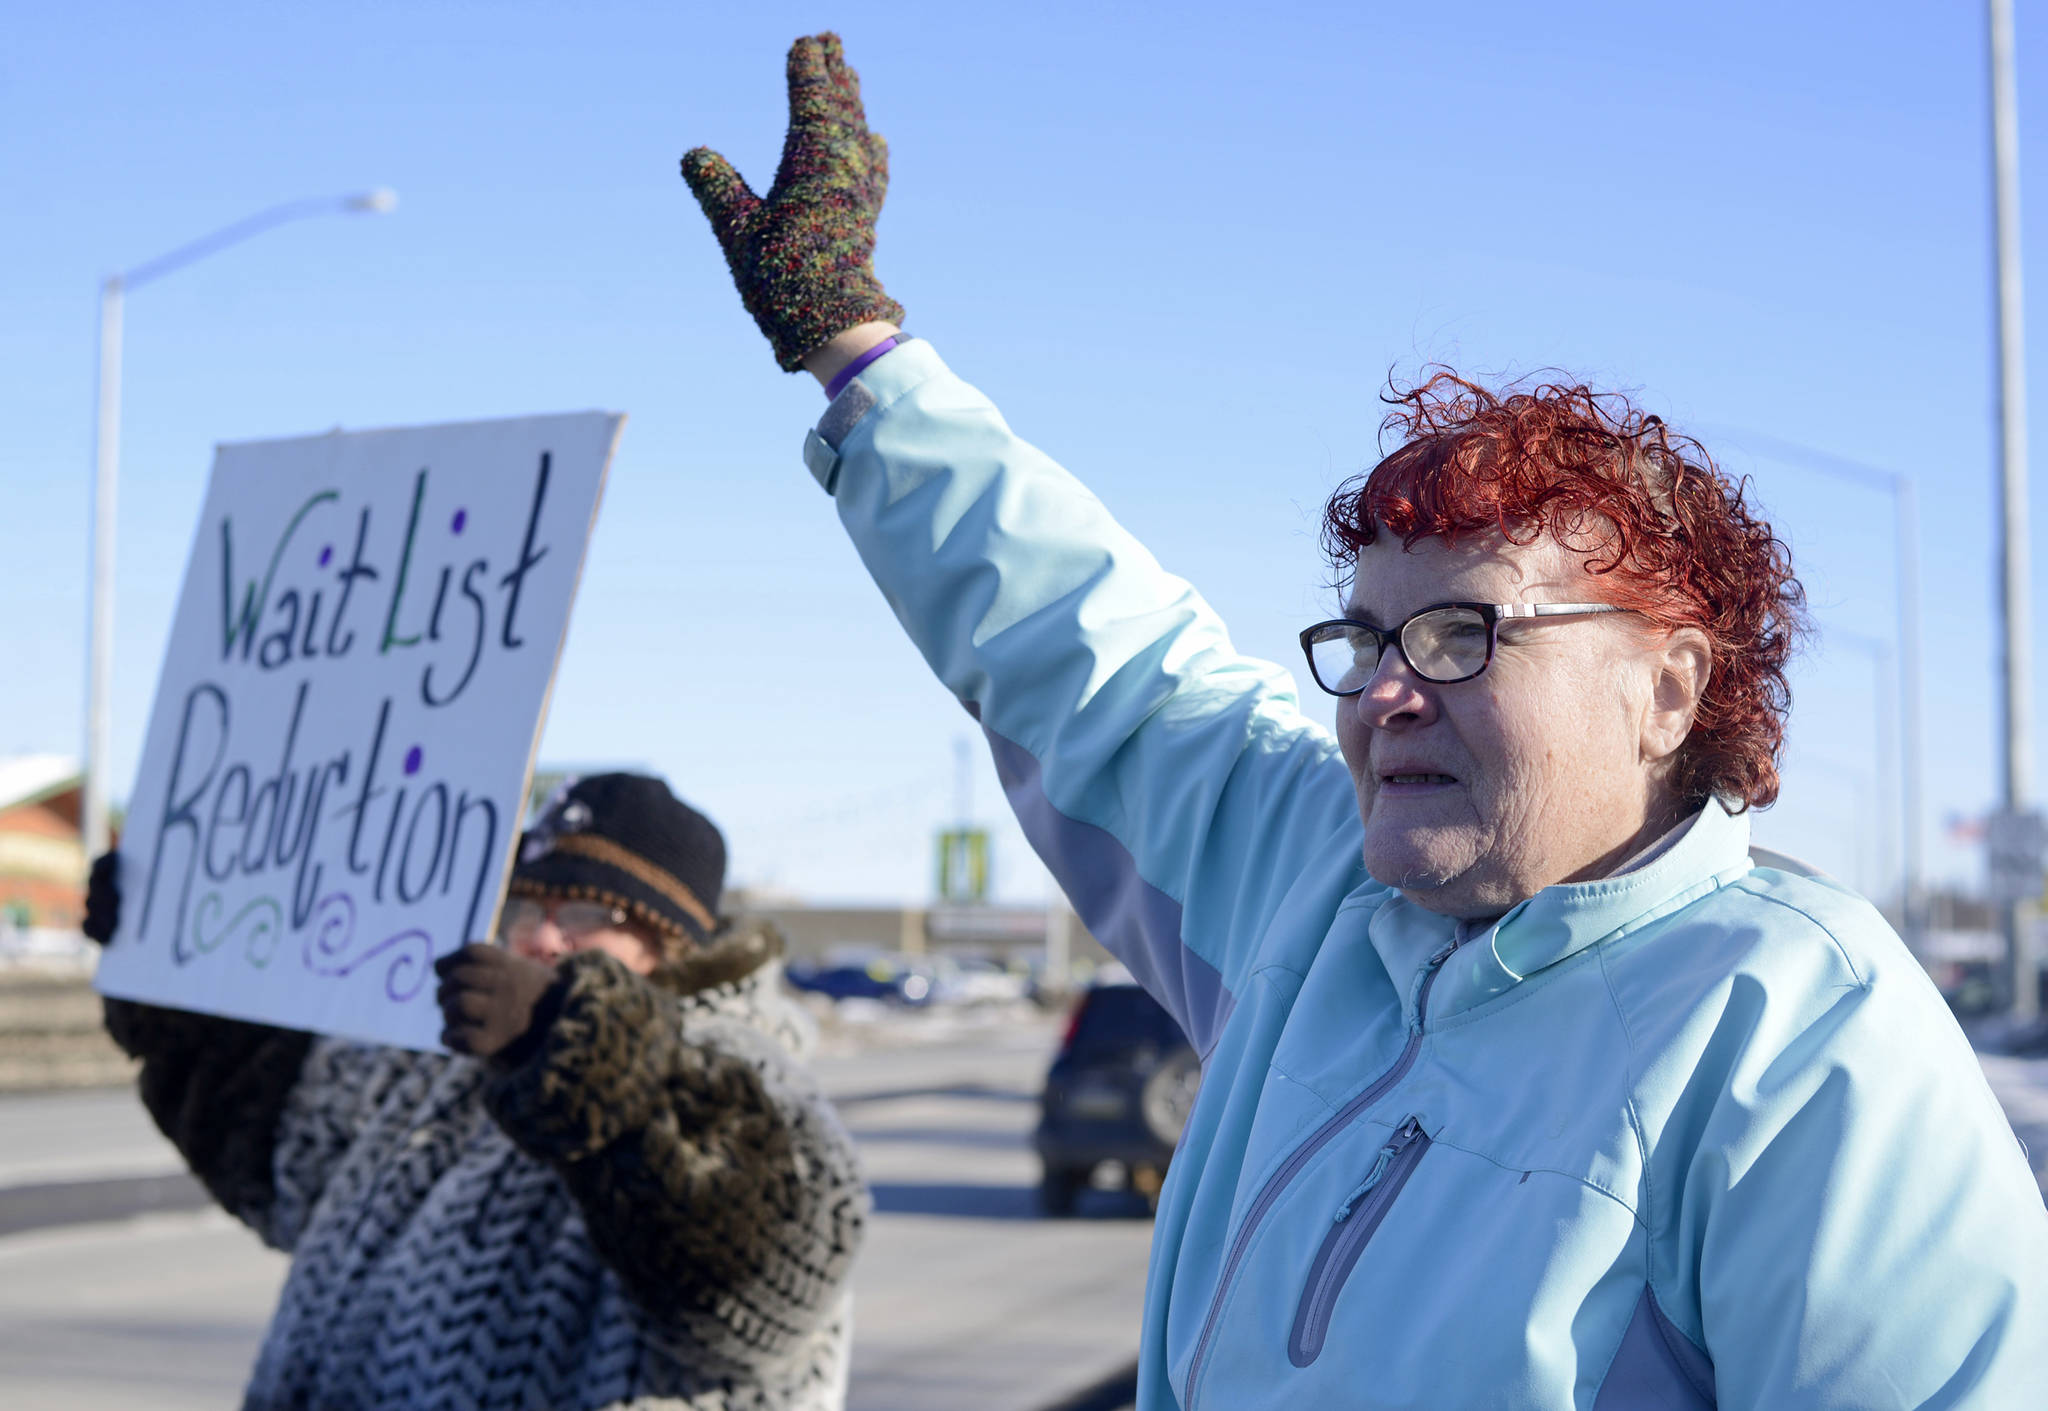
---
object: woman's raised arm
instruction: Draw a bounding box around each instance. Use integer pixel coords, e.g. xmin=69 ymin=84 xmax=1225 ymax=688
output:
xmin=678 ymin=36 xmax=1371 ymax=1057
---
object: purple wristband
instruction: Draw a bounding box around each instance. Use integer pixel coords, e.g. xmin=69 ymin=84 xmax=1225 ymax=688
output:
xmin=823 ymin=335 xmax=902 ymax=400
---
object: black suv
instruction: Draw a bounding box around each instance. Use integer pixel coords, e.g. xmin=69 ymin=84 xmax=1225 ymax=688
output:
xmin=1034 ymin=978 xmax=1200 ymax=1215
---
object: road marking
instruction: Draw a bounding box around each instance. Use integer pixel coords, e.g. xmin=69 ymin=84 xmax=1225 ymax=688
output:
xmin=0 ymin=1205 xmax=236 ymax=1260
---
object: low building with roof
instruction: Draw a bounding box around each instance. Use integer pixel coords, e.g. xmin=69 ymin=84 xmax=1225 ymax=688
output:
xmin=0 ymin=755 xmax=89 ymax=933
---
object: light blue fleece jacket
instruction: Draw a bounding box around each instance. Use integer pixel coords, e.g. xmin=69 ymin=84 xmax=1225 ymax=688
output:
xmin=801 ymin=340 xmax=2048 ymax=1409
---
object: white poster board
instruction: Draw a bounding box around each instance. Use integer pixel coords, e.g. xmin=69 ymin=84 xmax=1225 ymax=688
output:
xmin=94 ymin=412 xmax=622 ymax=1051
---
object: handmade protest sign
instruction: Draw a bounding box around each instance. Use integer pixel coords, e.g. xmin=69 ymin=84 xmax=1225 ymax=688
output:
xmin=94 ymin=413 xmax=622 ymax=1051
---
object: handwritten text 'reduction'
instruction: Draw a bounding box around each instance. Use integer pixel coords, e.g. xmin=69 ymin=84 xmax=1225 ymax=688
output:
xmin=134 ymin=453 xmax=559 ymax=999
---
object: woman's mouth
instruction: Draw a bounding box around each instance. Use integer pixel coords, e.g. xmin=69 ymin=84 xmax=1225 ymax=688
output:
xmin=1379 ymin=772 xmax=1458 ymax=793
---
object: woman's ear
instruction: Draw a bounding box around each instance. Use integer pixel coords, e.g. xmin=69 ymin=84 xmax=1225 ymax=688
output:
xmin=1641 ymin=627 xmax=1711 ymax=765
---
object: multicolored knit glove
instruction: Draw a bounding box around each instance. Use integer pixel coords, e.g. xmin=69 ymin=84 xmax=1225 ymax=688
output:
xmin=681 ymin=32 xmax=906 ymax=372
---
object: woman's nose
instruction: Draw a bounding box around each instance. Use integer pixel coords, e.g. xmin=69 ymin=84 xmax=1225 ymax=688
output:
xmin=1351 ymin=647 xmax=1437 ymax=730
xmin=511 ymin=922 xmax=569 ymax=963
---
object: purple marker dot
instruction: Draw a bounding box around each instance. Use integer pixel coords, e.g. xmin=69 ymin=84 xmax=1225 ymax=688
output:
xmin=404 ymin=746 xmax=423 ymax=776
xmin=318 ymin=545 xmax=333 ymax=568
xmin=451 ymin=508 xmax=467 ymax=535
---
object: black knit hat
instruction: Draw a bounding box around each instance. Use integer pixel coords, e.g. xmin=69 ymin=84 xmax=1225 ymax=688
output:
xmin=508 ymin=774 xmax=725 ymax=949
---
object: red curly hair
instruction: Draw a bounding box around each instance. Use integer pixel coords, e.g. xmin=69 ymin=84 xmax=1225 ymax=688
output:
xmin=1322 ymin=370 xmax=1807 ymax=810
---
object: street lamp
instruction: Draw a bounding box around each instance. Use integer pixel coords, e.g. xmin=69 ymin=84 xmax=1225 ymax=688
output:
xmin=83 ymin=189 xmax=397 ymax=858
xmin=1829 ymin=627 xmax=1903 ymax=914
xmin=1988 ymin=0 xmax=2036 ymax=1021
xmin=1704 ymin=426 xmax=1925 ymax=951
xmin=1794 ymin=757 xmax=1882 ymax=898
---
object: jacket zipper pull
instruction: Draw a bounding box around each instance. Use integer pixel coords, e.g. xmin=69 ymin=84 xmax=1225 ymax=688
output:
xmin=1332 ymin=1117 xmax=1423 ymax=1223
xmin=1410 ymin=940 xmax=1459 ymax=1035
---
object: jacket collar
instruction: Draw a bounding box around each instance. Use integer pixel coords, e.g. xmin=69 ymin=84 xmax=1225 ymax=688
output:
xmin=1367 ymin=800 xmax=1755 ymax=1025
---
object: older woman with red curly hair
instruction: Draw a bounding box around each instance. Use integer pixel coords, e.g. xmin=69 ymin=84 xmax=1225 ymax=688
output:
xmin=683 ymin=33 xmax=2048 ymax=1410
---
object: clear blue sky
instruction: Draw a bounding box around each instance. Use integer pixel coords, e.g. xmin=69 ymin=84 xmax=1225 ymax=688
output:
xmin=2 ymin=0 xmax=2042 ymax=905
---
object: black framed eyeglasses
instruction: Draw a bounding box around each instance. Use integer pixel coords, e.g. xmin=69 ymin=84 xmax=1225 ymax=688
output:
xmin=1299 ymin=601 xmax=1625 ymax=693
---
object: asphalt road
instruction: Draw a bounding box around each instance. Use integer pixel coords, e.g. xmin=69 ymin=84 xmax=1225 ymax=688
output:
xmin=0 ymin=1008 xmax=1155 ymax=1411
xmin=5 ymin=1007 xmax=2042 ymax=1411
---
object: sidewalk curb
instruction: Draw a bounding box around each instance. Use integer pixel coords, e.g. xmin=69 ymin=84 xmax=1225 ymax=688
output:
xmin=0 ymin=1170 xmax=209 ymax=1239
xmin=1031 ymin=1359 xmax=1138 ymax=1411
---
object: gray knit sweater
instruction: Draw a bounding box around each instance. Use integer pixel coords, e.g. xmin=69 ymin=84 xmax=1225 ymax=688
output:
xmin=104 ymin=923 xmax=866 ymax=1411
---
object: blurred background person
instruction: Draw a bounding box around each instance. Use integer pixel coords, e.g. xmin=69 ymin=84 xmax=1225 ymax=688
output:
xmin=87 ymin=772 xmax=867 ymax=1411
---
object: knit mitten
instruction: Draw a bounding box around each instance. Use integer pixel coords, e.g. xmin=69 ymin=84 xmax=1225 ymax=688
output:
xmin=682 ymin=32 xmax=905 ymax=371
xmin=83 ymin=851 xmax=119 ymax=945
xmin=434 ymin=943 xmax=566 ymax=1062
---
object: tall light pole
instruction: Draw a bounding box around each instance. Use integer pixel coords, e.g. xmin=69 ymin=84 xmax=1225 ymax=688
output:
xmin=83 ymin=189 xmax=397 ymax=859
xmin=1989 ymin=0 xmax=2036 ymax=1021
xmin=1832 ymin=628 xmax=1902 ymax=912
xmin=1703 ymin=426 xmax=1925 ymax=949
xmin=1798 ymin=757 xmax=1882 ymax=898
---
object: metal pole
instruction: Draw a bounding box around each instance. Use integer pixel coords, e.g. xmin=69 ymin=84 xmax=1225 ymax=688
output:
xmin=954 ymin=735 xmax=973 ymax=826
xmin=1875 ymin=643 xmax=1900 ymax=913
xmin=1044 ymin=900 xmax=1072 ymax=994
xmin=1695 ymin=425 xmax=1927 ymax=947
xmin=1895 ymin=476 xmax=1926 ymax=952
xmin=74 ymin=189 xmax=394 ymax=868
xmin=83 ymin=278 xmax=123 ymax=859
xmin=1990 ymin=0 xmax=2036 ymax=1019
xmin=1800 ymin=758 xmax=1879 ymax=897
xmin=1872 ymin=641 xmax=1901 ymax=913
xmin=1833 ymin=630 xmax=1901 ymax=910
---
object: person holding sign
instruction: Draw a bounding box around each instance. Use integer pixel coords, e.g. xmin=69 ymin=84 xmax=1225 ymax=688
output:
xmin=678 ymin=32 xmax=2048 ymax=1411
xmin=90 ymin=773 xmax=865 ymax=1411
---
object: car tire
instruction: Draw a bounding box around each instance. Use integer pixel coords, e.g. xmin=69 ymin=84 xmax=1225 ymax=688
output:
xmin=1038 ymin=1164 xmax=1085 ymax=1217
xmin=1141 ymin=1049 xmax=1202 ymax=1146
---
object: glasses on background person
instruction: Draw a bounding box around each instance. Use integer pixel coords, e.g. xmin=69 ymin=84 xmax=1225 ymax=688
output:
xmin=1300 ymin=601 xmax=1625 ymax=694
xmin=497 ymin=898 xmax=632 ymax=948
